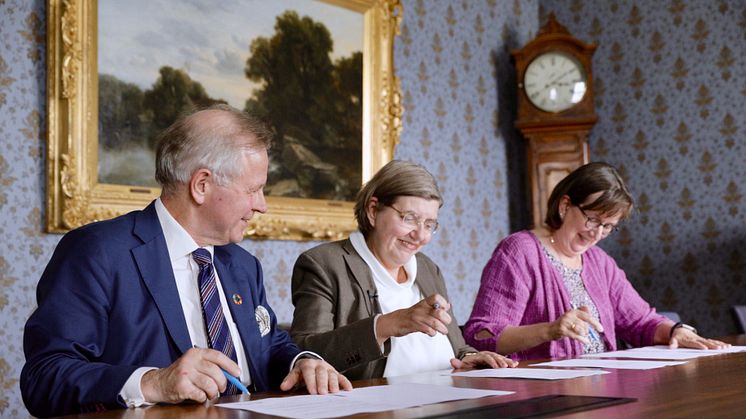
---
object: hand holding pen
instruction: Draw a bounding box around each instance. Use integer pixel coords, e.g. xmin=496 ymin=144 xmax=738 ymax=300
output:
xmin=140 ymin=347 xmax=245 ymax=404
xmin=550 ymin=305 xmax=604 ymax=345
xmin=375 ymin=293 xmax=452 ymax=343
xmin=192 ymin=345 xmax=249 ymax=394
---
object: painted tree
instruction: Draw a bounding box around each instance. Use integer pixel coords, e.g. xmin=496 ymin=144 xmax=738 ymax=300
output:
xmin=244 ymin=11 xmax=362 ymax=200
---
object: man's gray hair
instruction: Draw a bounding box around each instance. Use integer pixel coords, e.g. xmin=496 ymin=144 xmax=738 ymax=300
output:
xmin=155 ymin=104 xmax=273 ymax=195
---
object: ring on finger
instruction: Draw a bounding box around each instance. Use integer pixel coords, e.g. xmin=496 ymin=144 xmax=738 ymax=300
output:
xmin=570 ymin=323 xmax=577 ymax=331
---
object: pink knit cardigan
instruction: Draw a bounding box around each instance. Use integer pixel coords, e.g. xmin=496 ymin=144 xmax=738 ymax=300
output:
xmin=464 ymin=231 xmax=668 ymax=361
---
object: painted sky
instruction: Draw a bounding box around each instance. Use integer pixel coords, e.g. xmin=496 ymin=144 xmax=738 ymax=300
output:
xmin=99 ymin=0 xmax=363 ymax=108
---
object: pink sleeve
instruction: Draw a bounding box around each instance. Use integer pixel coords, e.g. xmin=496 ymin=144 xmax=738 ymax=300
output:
xmin=602 ymin=253 xmax=667 ymax=347
xmin=464 ymin=240 xmax=532 ymax=352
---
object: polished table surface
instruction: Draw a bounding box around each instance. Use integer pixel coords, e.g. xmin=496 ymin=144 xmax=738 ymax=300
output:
xmin=54 ymin=335 xmax=746 ymax=419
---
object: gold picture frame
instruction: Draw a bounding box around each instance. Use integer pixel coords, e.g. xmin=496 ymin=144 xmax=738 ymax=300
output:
xmin=46 ymin=0 xmax=403 ymax=240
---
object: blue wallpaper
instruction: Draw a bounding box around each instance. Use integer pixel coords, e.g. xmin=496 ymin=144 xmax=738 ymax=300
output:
xmin=393 ymin=0 xmax=538 ymax=324
xmin=541 ymin=0 xmax=746 ymax=337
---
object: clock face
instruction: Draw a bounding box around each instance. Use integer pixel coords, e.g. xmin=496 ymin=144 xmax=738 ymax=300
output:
xmin=523 ymin=52 xmax=587 ymax=113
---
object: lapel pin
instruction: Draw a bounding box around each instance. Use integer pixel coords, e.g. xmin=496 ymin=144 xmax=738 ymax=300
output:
xmin=232 ymin=293 xmax=243 ymax=305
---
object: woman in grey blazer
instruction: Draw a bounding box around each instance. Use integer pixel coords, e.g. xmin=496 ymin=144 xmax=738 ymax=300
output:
xmin=290 ymin=160 xmax=516 ymax=380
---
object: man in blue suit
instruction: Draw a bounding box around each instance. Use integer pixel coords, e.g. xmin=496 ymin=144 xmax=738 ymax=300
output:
xmin=21 ymin=105 xmax=352 ymax=417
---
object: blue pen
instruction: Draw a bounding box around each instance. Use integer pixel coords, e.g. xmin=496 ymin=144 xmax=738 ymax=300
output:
xmin=572 ymin=304 xmax=602 ymax=342
xmin=222 ymin=369 xmax=250 ymax=394
xmin=588 ymin=327 xmax=601 ymax=341
xmin=193 ymin=345 xmax=249 ymax=394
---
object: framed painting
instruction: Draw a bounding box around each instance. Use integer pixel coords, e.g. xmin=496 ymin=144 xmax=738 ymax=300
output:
xmin=46 ymin=0 xmax=403 ymax=240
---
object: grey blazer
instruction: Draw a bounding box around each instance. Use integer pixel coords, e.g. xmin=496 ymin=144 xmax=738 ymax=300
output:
xmin=290 ymin=239 xmax=476 ymax=380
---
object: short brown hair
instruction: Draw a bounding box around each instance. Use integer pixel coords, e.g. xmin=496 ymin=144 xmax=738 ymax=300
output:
xmin=545 ymin=162 xmax=633 ymax=230
xmin=354 ymin=160 xmax=442 ymax=236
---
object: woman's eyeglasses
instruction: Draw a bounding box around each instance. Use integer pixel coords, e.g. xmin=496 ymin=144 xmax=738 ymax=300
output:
xmin=575 ymin=205 xmax=618 ymax=235
xmin=386 ymin=204 xmax=439 ymax=234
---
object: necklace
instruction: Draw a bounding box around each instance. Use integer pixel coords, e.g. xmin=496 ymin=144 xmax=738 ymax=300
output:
xmin=548 ymin=235 xmax=581 ymax=268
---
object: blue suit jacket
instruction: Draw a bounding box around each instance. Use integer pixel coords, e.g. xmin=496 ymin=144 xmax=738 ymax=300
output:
xmin=21 ymin=202 xmax=300 ymax=417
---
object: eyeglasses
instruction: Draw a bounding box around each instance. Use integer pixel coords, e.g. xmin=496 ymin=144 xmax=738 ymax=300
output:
xmin=387 ymin=204 xmax=439 ymax=234
xmin=576 ymin=205 xmax=618 ymax=235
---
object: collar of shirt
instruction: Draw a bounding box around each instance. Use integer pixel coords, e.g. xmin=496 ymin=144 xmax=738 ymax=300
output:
xmin=349 ymin=230 xmax=417 ymax=290
xmin=155 ymin=198 xmax=214 ymax=264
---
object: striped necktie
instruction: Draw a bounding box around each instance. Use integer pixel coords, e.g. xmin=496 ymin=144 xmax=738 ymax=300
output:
xmin=192 ymin=248 xmax=239 ymax=395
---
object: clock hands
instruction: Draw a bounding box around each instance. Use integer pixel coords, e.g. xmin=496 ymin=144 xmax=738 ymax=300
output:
xmin=547 ymin=68 xmax=577 ymax=87
xmin=542 ymin=67 xmax=578 ymax=90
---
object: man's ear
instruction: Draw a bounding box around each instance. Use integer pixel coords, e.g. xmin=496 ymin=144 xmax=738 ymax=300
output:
xmin=190 ymin=169 xmax=212 ymax=205
xmin=365 ymin=197 xmax=379 ymax=228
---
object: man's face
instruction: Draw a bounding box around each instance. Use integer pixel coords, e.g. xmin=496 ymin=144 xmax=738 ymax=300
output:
xmin=200 ymin=149 xmax=268 ymax=245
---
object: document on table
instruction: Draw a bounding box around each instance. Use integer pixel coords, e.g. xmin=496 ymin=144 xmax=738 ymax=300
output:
xmin=533 ymin=359 xmax=686 ymax=370
xmin=638 ymin=345 xmax=746 ymax=354
xmin=582 ymin=345 xmax=746 ymax=360
xmin=446 ymin=367 xmax=610 ymax=380
xmin=217 ymin=383 xmax=514 ymax=419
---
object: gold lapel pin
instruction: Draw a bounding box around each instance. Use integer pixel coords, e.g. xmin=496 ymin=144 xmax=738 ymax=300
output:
xmin=232 ymin=293 xmax=243 ymax=305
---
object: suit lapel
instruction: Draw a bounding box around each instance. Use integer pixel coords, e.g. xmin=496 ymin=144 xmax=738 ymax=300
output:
xmin=132 ymin=203 xmax=192 ymax=354
xmin=413 ymin=254 xmax=438 ymax=298
xmin=341 ymin=239 xmax=378 ymax=315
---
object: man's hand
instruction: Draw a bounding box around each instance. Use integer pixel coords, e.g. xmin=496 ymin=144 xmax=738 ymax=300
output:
xmin=280 ymin=358 xmax=352 ymax=395
xmin=141 ymin=348 xmax=240 ymax=404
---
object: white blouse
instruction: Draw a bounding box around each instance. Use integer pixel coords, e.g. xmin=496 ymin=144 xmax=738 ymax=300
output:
xmin=349 ymin=231 xmax=454 ymax=377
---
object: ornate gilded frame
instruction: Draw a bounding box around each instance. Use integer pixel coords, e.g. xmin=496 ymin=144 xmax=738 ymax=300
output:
xmin=46 ymin=0 xmax=402 ymax=240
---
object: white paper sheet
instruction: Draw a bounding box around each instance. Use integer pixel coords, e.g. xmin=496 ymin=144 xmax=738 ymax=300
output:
xmin=217 ymin=383 xmax=513 ymax=418
xmin=582 ymin=346 xmax=734 ymax=360
xmin=636 ymin=345 xmax=746 ymax=354
xmin=532 ymin=359 xmax=686 ymax=370
xmin=446 ymin=367 xmax=610 ymax=380
xmin=583 ymin=345 xmax=746 ymax=360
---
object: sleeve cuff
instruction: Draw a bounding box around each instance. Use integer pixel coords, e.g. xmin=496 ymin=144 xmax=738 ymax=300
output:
xmin=372 ymin=313 xmax=385 ymax=353
xmin=289 ymin=351 xmax=323 ymax=371
xmin=119 ymin=367 xmax=158 ymax=408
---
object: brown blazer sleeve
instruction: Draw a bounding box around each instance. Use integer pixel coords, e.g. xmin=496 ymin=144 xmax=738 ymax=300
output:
xmin=290 ymin=242 xmax=388 ymax=379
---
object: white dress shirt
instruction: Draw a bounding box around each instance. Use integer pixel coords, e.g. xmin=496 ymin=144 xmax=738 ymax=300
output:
xmin=349 ymin=231 xmax=454 ymax=377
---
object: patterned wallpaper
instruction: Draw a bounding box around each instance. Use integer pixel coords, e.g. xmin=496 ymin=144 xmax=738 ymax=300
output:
xmin=0 ymin=0 xmax=536 ymax=415
xmin=4 ymin=0 xmax=745 ymax=416
xmin=393 ymin=0 xmax=537 ymax=323
xmin=541 ymin=0 xmax=746 ymax=337
xmin=4 ymin=0 xmax=744 ymax=416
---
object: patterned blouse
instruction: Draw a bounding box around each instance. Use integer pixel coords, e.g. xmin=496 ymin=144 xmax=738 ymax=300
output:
xmin=542 ymin=245 xmax=607 ymax=354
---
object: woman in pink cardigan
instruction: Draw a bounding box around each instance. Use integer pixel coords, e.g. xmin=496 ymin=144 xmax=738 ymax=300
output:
xmin=464 ymin=162 xmax=728 ymax=361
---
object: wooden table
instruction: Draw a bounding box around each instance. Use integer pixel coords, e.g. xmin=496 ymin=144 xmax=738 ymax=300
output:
xmin=54 ymin=335 xmax=746 ymax=419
